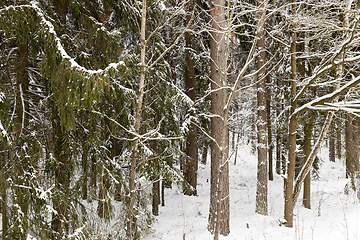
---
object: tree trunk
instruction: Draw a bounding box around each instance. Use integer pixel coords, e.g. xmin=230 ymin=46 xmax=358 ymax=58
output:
xmin=201 ymin=139 xmax=209 ymax=165
xmin=234 ymin=133 xmax=240 ymax=165
xmin=152 ymin=177 xmax=160 ymax=216
xmin=329 ymin=128 xmax=335 ymax=162
xmin=90 ymin=153 xmax=97 ymax=200
xmin=284 ymin=1 xmax=298 ymax=226
xmin=127 ymin=1 xmax=147 ymax=238
xmin=209 ymin=0 xmax=230 ymax=237
xmin=51 ymin=106 xmax=71 ymax=237
xmin=81 ymin=140 xmax=89 ymax=200
xmin=183 ymin=0 xmax=198 ymax=196
xmin=267 ymin=82 xmax=273 ymax=181
xmin=161 ymin=179 xmax=165 ymax=206
xmin=336 ymin=121 xmax=342 ymax=160
xmin=53 ymin=0 xmax=68 ymax=25
xmin=290 ymin=0 xmax=352 ymax=207
xmin=303 ymin=120 xmax=312 ymax=209
xmin=275 ymin=77 xmax=282 ymax=175
xmin=0 ymin=154 xmax=8 ymax=237
xmin=12 ymin=38 xmax=30 ymax=240
xmin=255 ymin=0 xmax=268 ymax=215
xmin=346 ymin=114 xmax=360 ymax=179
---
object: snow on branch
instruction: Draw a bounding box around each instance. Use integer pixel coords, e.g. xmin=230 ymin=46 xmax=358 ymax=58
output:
xmin=294 ymin=74 xmax=360 ymax=116
xmin=0 ymin=1 xmax=125 ymax=77
xmin=294 ymin=18 xmax=360 ymax=102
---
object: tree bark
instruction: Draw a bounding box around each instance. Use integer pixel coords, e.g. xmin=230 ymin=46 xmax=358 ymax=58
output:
xmin=0 ymin=154 xmax=8 ymax=238
xmin=209 ymin=0 xmax=230 ymax=238
xmin=152 ymin=177 xmax=160 ymax=216
xmin=201 ymin=139 xmax=209 ymax=165
xmin=329 ymin=128 xmax=335 ymax=162
xmin=267 ymin=82 xmax=273 ymax=181
xmin=303 ymin=120 xmax=312 ymax=209
xmin=275 ymin=78 xmax=282 ymax=175
xmin=346 ymin=114 xmax=360 ymax=179
xmin=127 ymin=1 xmax=147 ymax=238
xmin=284 ymin=1 xmax=298 ymax=226
xmin=255 ymin=0 xmax=268 ymax=215
xmin=51 ymin=105 xmax=71 ymax=237
xmin=336 ymin=120 xmax=342 ymax=160
xmin=161 ymin=179 xmax=165 ymax=206
xmin=12 ymin=37 xmax=30 ymax=240
xmin=184 ymin=0 xmax=198 ymax=196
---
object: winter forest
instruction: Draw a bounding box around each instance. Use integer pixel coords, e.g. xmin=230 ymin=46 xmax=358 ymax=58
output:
xmin=1 ymin=0 xmax=360 ymax=239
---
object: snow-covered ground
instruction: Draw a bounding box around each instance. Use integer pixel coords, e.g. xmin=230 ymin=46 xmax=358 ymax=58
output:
xmin=144 ymin=144 xmax=360 ymax=240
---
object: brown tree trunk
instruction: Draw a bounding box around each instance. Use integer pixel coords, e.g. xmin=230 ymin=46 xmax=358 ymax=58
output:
xmin=275 ymin=77 xmax=282 ymax=175
xmin=346 ymin=114 xmax=360 ymax=179
xmin=152 ymin=178 xmax=160 ymax=216
xmin=52 ymin=0 xmax=68 ymax=25
xmin=90 ymin=154 xmax=97 ymax=200
xmin=201 ymin=139 xmax=209 ymax=165
xmin=336 ymin=121 xmax=342 ymax=160
xmin=0 ymin=155 xmax=8 ymax=237
xmin=51 ymin=107 xmax=71 ymax=237
xmin=161 ymin=179 xmax=165 ymax=206
xmin=255 ymin=0 xmax=268 ymax=215
xmin=284 ymin=1 xmax=298 ymax=226
xmin=12 ymin=37 xmax=30 ymax=240
xmin=329 ymin=128 xmax=335 ymax=162
xmin=81 ymin=140 xmax=89 ymax=200
xmin=209 ymin=0 xmax=230 ymax=237
xmin=303 ymin=120 xmax=312 ymax=209
xmin=183 ymin=0 xmax=198 ymax=196
xmin=267 ymin=84 xmax=273 ymax=181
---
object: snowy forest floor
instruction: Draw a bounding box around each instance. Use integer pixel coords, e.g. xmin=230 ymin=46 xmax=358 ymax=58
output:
xmin=144 ymin=143 xmax=360 ymax=240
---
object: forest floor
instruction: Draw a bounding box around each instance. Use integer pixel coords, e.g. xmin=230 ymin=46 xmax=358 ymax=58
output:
xmin=143 ymin=143 xmax=360 ymax=240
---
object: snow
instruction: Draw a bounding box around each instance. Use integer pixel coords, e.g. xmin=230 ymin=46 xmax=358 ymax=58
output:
xmin=1 ymin=2 xmax=126 ymax=77
xmin=144 ymin=143 xmax=360 ymax=240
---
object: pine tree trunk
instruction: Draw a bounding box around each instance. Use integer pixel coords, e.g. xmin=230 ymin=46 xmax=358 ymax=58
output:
xmin=284 ymin=2 xmax=298 ymax=226
xmin=183 ymin=0 xmax=198 ymax=196
xmin=0 ymin=156 xmax=8 ymax=237
xmin=12 ymin=38 xmax=30 ymax=240
xmin=329 ymin=128 xmax=335 ymax=162
xmin=275 ymin=77 xmax=282 ymax=175
xmin=255 ymin=0 xmax=268 ymax=215
xmin=51 ymin=107 xmax=71 ymax=237
xmin=201 ymin=139 xmax=209 ymax=165
xmin=234 ymin=133 xmax=240 ymax=165
xmin=346 ymin=114 xmax=360 ymax=179
xmin=303 ymin=120 xmax=312 ymax=209
xmin=161 ymin=179 xmax=165 ymax=206
xmin=81 ymin=141 xmax=89 ymax=200
xmin=53 ymin=0 xmax=68 ymax=25
xmin=90 ymin=154 xmax=97 ymax=200
xmin=336 ymin=122 xmax=342 ymax=160
xmin=267 ymin=82 xmax=273 ymax=181
xmin=209 ymin=0 xmax=230 ymax=237
xmin=152 ymin=177 xmax=160 ymax=216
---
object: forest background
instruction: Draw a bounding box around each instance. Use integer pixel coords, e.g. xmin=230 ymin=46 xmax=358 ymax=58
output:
xmin=1 ymin=0 xmax=360 ymax=239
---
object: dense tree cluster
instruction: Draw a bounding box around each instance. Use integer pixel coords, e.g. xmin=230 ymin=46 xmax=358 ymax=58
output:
xmin=1 ymin=0 xmax=360 ymax=239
